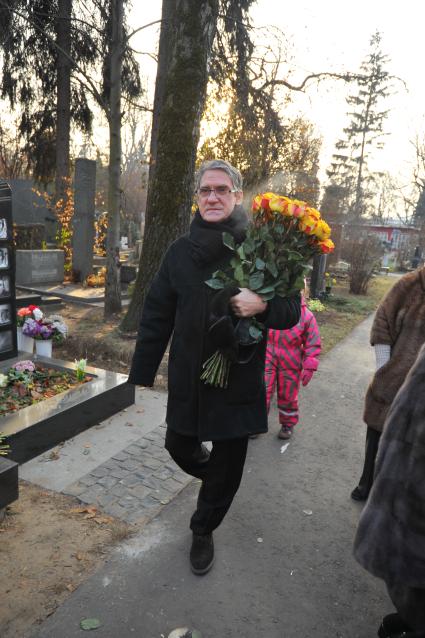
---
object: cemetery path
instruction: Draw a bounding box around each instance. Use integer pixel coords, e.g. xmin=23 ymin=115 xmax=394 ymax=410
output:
xmin=27 ymin=315 xmax=391 ymax=638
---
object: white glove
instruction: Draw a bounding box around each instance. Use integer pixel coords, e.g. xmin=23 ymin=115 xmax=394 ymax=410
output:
xmin=374 ymin=343 xmax=391 ymax=370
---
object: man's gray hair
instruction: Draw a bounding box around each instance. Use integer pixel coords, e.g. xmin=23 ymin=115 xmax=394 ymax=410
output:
xmin=195 ymin=159 xmax=243 ymax=192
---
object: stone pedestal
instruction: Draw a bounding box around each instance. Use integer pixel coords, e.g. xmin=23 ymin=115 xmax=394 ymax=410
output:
xmin=72 ymin=158 xmax=96 ymax=282
xmin=0 ymin=457 xmax=19 ymax=510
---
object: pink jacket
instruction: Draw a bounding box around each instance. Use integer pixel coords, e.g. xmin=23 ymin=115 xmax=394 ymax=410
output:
xmin=266 ymin=298 xmax=321 ymax=371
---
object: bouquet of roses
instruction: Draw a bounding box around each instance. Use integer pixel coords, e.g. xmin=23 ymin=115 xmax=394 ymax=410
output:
xmin=201 ymin=192 xmax=334 ymax=388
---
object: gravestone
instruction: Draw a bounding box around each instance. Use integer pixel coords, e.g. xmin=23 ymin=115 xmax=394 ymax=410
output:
xmin=8 ymin=178 xmax=56 ymax=242
xmin=310 ymin=253 xmax=328 ymax=299
xmin=72 ymin=158 xmax=96 ymax=282
xmin=15 ymin=250 xmax=65 ymax=285
xmin=0 ymin=179 xmax=19 ymax=514
xmin=0 ymin=180 xmax=17 ymax=361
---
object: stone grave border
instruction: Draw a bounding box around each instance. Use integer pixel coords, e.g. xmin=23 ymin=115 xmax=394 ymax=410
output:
xmin=0 ymin=354 xmax=134 ymax=464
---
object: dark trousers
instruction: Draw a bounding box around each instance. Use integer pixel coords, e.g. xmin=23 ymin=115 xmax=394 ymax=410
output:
xmin=357 ymin=426 xmax=381 ymax=496
xmin=165 ymin=429 xmax=249 ymax=535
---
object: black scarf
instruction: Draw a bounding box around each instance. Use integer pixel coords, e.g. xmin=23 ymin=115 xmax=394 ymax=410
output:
xmin=188 ymin=205 xmax=249 ymax=267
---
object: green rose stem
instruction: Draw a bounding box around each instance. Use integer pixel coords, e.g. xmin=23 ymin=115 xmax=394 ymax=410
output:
xmin=201 ymin=351 xmax=231 ymax=389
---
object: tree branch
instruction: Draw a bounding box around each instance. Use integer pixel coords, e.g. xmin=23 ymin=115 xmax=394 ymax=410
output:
xmin=124 ymin=19 xmax=162 ymax=44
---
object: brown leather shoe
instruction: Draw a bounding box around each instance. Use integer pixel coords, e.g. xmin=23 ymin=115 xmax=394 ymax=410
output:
xmin=278 ymin=426 xmax=292 ymax=440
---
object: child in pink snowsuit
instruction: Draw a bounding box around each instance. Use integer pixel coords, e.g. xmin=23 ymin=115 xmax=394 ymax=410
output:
xmin=265 ymin=296 xmax=321 ymax=440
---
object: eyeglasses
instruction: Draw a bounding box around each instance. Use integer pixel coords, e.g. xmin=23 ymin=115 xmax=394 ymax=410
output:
xmin=197 ymin=186 xmax=238 ymax=198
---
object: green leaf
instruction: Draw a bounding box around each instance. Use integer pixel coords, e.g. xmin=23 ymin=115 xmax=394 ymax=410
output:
xmin=255 ymin=258 xmax=265 ymax=270
xmin=260 ymin=291 xmax=276 ymax=301
xmin=248 ymin=271 xmax=264 ymax=290
xmin=212 ymin=270 xmax=228 ymax=279
xmin=80 ymin=618 xmax=102 ymax=631
xmin=205 ymin=278 xmax=225 ymax=290
xmin=266 ymin=261 xmax=278 ymax=277
xmin=249 ymin=325 xmax=263 ymax=341
xmin=258 ymin=284 xmax=276 ymax=294
xmin=222 ymin=232 xmax=235 ymax=251
xmin=237 ymin=245 xmax=245 ymax=260
xmin=234 ymin=265 xmax=245 ymax=285
xmin=242 ymin=238 xmax=255 ymax=254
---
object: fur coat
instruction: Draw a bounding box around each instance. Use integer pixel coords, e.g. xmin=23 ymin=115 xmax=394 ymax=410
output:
xmin=363 ymin=267 xmax=425 ymax=431
xmin=354 ymin=342 xmax=425 ymax=627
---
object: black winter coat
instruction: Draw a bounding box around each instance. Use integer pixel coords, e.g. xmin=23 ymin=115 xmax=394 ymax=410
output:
xmin=128 ymin=212 xmax=301 ymax=441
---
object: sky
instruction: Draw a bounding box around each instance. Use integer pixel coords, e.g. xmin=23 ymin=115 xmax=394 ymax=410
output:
xmin=126 ymin=1 xmax=425 ymax=187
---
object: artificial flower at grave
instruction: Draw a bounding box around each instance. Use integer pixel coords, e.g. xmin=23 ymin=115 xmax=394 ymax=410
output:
xmin=17 ymin=304 xmax=43 ymax=326
xmin=21 ymin=314 xmax=68 ymax=344
xmin=0 ymin=359 xmax=90 ymax=417
xmin=201 ymin=192 xmax=335 ymax=388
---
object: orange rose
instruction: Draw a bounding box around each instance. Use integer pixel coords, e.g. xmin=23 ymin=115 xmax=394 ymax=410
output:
xmin=17 ymin=308 xmax=32 ymax=317
xmin=318 ymin=238 xmax=335 ymax=254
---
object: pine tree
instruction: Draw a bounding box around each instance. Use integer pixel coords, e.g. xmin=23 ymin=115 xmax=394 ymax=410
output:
xmin=325 ymin=31 xmax=392 ymax=219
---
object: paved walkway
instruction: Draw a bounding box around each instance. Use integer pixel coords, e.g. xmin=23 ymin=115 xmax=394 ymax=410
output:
xmin=28 ymin=314 xmax=392 ymax=638
xmin=21 ymin=389 xmax=191 ymax=525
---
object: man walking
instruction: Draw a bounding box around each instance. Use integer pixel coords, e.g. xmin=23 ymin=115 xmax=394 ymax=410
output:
xmin=129 ymin=159 xmax=300 ymax=575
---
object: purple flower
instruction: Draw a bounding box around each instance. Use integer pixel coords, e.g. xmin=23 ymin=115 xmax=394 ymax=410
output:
xmin=13 ymin=360 xmax=35 ymax=373
xmin=38 ymin=324 xmax=54 ymax=340
xmin=22 ymin=318 xmax=41 ymax=337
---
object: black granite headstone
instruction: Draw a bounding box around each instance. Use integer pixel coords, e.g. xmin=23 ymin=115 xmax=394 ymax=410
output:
xmin=0 ymin=180 xmax=17 ymax=361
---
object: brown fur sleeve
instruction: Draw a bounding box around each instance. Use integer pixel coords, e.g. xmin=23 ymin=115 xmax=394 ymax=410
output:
xmin=370 ymin=275 xmax=412 ymax=346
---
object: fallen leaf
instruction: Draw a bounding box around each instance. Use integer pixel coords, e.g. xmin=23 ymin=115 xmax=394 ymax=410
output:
xmin=80 ymin=618 xmax=102 ymax=631
xmin=84 ymin=443 xmax=91 ymax=448
xmin=75 ymin=552 xmax=84 ymax=561
xmin=93 ymin=516 xmax=113 ymax=525
xmin=66 ymin=583 xmax=75 ymax=592
xmin=70 ymin=505 xmax=98 ymax=516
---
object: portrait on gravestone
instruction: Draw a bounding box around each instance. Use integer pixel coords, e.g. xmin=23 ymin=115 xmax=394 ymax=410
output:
xmin=0 ymin=247 xmax=8 ymax=268
xmin=0 ymin=304 xmax=11 ymax=325
xmin=0 ymin=330 xmax=12 ymax=352
xmin=0 ymin=275 xmax=10 ymax=297
xmin=0 ymin=218 xmax=7 ymax=239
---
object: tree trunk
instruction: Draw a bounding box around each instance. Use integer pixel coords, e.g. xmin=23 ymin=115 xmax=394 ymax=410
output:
xmin=55 ymin=0 xmax=72 ymax=206
xmin=104 ymin=0 xmax=124 ymax=317
xmin=120 ymin=0 xmax=219 ymax=333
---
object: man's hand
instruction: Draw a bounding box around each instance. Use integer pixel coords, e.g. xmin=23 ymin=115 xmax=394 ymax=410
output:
xmin=230 ymin=288 xmax=267 ymax=317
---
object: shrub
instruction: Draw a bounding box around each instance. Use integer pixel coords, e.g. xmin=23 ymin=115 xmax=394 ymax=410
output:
xmin=343 ymin=235 xmax=384 ymax=295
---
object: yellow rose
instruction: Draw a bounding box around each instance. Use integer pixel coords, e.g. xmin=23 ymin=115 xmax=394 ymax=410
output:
xmin=313 ymin=220 xmax=331 ymax=241
xmin=306 ymin=207 xmax=321 ymax=221
xmin=299 ymin=215 xmax=318 ymax=235
xmin=270 ymin=196 xmax=293 ymax=216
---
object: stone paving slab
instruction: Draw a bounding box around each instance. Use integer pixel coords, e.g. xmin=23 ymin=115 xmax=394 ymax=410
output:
xmin=20 ymin=388 xmax=167 ymax=491
xmin=64 ymin=422 xmax=193 ymax=524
